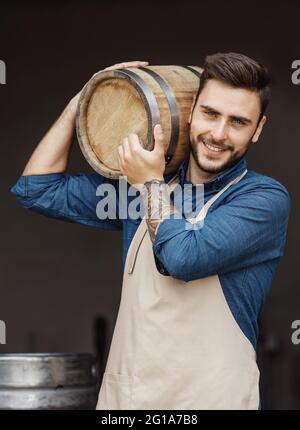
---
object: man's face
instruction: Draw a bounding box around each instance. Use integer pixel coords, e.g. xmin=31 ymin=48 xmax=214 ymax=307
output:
xmin=188 ymin=78 xmax=266 ymax=174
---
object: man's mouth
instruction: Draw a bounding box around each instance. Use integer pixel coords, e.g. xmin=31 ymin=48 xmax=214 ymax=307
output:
xmin=202 ymin=140 xmax=228 ymax=154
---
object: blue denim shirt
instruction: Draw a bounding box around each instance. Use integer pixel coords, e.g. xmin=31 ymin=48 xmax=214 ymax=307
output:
xmin=9 ymin=156 xmax=291 ymax=350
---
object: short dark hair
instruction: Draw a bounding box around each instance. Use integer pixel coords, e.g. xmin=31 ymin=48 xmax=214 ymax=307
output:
xmin=195 ymin=52 xmax=271 ymax=124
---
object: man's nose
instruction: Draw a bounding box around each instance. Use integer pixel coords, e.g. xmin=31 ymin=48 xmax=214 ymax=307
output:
xmin=211 ymin=120 xmax=228 ymax=142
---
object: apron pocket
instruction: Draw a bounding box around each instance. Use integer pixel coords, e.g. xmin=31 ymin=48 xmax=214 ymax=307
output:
xmin=96 ymin=372 xmax=133 ymax=410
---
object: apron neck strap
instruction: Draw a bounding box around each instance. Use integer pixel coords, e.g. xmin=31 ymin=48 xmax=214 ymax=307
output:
xmin=188 ymin=168 xmax=248 ymax=224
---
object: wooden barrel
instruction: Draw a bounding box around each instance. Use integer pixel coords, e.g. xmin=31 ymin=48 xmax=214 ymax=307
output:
xmin=76 ymin=65 xmax=203 ymax=179
xmin=0 ymin=353 xmax=99 ymax=410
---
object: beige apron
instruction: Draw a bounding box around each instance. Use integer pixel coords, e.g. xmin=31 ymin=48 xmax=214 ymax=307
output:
xmin=96 ymin=168 xmax=260 ymax=410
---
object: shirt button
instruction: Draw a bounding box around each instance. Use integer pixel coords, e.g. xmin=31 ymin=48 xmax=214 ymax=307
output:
xmin=160 ymin=268 xmax=165 ymax=274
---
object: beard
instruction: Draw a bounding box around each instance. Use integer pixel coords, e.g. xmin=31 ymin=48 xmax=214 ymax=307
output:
xmin=190 ymin=132 xmax=252 ymax=175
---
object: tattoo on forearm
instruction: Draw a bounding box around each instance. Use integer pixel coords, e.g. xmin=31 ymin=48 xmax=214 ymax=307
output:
xmin=140 ymin=181 xmax=180 ymax=243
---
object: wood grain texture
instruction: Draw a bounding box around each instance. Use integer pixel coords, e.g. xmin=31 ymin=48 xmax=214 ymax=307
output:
xmin=76 ymin=65 xmax=203 ymax=179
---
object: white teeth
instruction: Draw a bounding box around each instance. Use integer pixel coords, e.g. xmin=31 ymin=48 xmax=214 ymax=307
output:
xmin=204 ymin=142 xmax=225 ymax=152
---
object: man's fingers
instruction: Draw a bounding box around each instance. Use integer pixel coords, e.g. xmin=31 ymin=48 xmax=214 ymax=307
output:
xmin=122 ymin=137 xmax=131 ymax=160
xmin=153 ymin=124 xmax=165 ymax=153
xmin=92 ymin=61 xmax=149 ymax=79
xmin=117 ymin=144 xmax=123 ymax=163
xmin=128 ymin=133 xmax=142 ymax=153
xmin=117 ymin=145 xmax=125 ymax=171
xmin=104 ymin=61 xmax=149 ymax=71
xmin=118 ymin=61 xmax=149 ymax=68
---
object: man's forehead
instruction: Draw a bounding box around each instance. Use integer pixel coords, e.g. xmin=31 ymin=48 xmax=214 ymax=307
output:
xmin=197 ymin=78 xmax=261 ymax=118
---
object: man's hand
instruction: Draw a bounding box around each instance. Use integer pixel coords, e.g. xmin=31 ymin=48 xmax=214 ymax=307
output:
xmin=118 ymin=124 xmax=166 ymax=190
xmin=93 ymin=60 xmax=149 ymax=76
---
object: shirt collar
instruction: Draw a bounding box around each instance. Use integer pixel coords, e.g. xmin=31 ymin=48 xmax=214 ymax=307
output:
xmin=176 ymin=156 xmax=247 ymax=190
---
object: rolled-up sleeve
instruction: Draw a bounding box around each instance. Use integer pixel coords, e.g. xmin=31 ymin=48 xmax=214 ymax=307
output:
xmin=9 ymin=172 xmax=122 ymax=230
xmin=152 ymin=182 xmax=291 ymax=282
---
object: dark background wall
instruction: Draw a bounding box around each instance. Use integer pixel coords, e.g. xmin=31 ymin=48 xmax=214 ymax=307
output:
xmin=0 ymin=0 xmax=299 ymax=409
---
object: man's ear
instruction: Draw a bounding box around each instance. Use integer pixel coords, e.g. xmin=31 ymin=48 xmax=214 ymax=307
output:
xmin=252 ymin=115 xmax=267 ymax=143
xmin=188 ymin=94 xmax=197 ymax=125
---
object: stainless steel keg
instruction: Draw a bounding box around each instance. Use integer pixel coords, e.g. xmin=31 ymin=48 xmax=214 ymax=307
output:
xmin=0 ymin=353 xmax=99 ymax=410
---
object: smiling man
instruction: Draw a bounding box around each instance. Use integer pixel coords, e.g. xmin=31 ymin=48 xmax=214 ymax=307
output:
xmin=188 ymin=78 xmax=266 ymax=179
xmin=10 ymin=54 xmax=291 ymax=410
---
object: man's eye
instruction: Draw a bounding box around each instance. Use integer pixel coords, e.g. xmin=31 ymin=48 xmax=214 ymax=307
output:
xmin=232 ymin=118 xmax=244 ymax=125
xmin=204 ymin=111 xmax=217 ymax=117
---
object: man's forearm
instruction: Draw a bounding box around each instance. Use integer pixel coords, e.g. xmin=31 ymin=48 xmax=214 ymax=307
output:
xmin=22 ymin=93 xmax=80 ymax=176
xmin=140 ymin=180 xmax=181 ymax=243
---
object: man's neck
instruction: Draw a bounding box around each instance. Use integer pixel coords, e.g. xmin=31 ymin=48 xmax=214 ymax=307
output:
xmin=185 ymin=153 xmax=220 ymax=185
